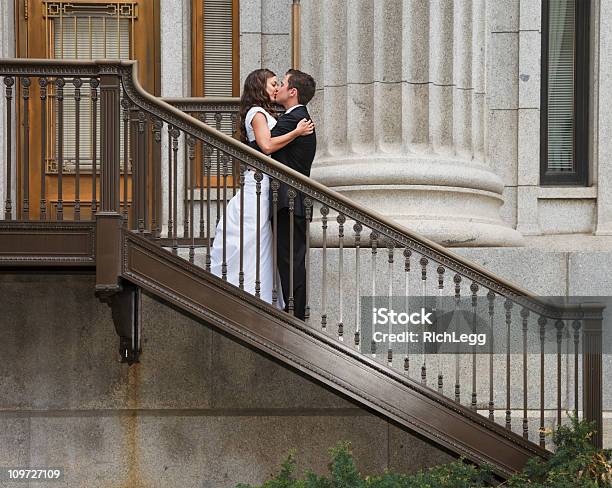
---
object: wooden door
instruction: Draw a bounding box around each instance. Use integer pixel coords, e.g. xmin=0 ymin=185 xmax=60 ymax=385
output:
xmin=15 ymin=0 xmax=160 ymax=220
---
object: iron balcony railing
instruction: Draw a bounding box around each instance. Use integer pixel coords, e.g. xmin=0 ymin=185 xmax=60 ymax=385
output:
xmin=0 ymin=58 xmax=604 ymax=450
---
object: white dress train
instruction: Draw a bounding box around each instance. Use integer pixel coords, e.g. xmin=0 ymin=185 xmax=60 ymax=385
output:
xmin=210 ymin=107 xmax=284 ymax=309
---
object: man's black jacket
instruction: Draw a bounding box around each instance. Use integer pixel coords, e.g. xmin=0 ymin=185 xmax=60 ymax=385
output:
xmin=268 ymin=105 xmax=317 ymax=217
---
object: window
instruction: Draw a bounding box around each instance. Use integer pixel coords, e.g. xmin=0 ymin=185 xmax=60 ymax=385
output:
xmin=540 ymin=0 xmax=590 ymax=186
xmin=191 ymin=0 xmax=240 ymax=98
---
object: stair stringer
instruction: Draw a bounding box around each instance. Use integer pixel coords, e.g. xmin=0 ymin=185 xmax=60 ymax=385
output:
xmin=121 ymin=230 xmax=549 ymax=478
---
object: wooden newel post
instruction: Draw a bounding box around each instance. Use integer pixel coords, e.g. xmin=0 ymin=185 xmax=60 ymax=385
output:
xmin=581 ymin=302 xmax=604 ymax=448
xmin=95 ymin=73 xmax=123 ymax=300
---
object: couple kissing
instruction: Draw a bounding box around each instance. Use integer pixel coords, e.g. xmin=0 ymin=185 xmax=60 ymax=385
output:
xmin=211 ymin=68 xmax=317 ymax=320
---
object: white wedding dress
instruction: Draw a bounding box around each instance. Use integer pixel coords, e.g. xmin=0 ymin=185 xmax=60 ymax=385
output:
xmin=210 ymin=107 xmax=284 ymax=309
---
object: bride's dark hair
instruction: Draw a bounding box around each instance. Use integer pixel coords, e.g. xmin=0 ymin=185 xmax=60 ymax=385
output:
xmin=238 ymin=68 xmax=277 ymax=143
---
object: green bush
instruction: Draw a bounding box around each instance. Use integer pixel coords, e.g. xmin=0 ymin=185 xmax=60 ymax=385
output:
xmin=236 ymin=416 xmax=611 ymax=488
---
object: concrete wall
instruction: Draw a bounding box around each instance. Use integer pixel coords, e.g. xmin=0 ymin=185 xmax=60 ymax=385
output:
xmin=0 ymin=273 xmax=452 ymax=488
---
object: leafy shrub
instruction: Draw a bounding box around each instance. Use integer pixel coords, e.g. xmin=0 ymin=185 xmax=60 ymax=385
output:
xmin=236 ymin=416 xmax=611 ymax=488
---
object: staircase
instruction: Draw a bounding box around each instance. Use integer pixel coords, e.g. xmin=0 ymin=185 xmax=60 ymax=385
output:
xmin=0 ymin=58 xmax=604 ymax=479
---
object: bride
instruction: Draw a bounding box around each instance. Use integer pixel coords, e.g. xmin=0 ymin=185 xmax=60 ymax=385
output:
xmin=210 ymin=69 xmax=314 ymax=307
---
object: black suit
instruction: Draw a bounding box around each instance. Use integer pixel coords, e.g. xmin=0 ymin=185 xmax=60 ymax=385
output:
xmin=269 ymin=105 xmax=316 ymax=319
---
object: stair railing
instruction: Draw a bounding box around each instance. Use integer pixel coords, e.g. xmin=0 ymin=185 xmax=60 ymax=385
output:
xmin=0 ymin=59 xmax=603 ymax=449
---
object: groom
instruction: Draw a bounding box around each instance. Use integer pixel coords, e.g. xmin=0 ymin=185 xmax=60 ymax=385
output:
xmin=270 ymin=69 xmax=317 ymax=320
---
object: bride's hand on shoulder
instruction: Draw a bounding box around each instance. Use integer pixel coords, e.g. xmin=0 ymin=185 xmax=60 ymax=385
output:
xmin=296 ymin=118 xmax=315 ymax=136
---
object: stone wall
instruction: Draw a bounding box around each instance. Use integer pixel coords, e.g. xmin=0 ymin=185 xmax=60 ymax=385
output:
xmin=0 ymin=273 xmax=452 ymax=488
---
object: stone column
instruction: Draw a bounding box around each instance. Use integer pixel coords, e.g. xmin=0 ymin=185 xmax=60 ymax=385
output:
xmin=303 ymin=0 xmax=524 ymax=247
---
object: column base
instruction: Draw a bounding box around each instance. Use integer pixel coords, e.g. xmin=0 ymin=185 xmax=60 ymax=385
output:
xmin=310 ymin=155 xmax=524 ymax=248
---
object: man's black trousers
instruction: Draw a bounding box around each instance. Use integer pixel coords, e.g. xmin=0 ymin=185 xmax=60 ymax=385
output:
xmin=276 ymin=207 xmax=307 ymax=320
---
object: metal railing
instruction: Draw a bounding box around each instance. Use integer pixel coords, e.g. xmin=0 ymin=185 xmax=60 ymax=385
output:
xmin=0 ymin=58 xmax=604 ymax=449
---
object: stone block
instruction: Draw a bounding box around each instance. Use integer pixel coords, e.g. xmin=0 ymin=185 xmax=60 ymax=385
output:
xmin=240 ymin=0 xmax=262 ymax=33
xmin=138 ymin=293 xmax=214 ymax=409
xmin=516 ymin=185 xmax=540 ymax=235
xmin=347 ymin=0 xmax=374 ymax=84
xmin=209 ymin=327 xmax=356 ymax=409
xmin=518 ymin=30 xmax=541 ymax=109
xmin=28 ymin=416 xmax=129 ymax=488
xmin=487 ymin=33 xmax=519 ymax=110
xmin=261 ymin=34 xmax=291 ymax=80
xmin=429 ymin=84 xmax=454 ymax=153
xmin=453 ymin=247 xmax=567 ymax=295
xmin=388 ymin=422 xmax=455 ymax=473
xmin=262 ymin=0 xmax=291 ymax=34
xmin=240 ymin=33 xmax=262 ymax=87
xmin=488 ymin=109 xmax=518 ymax=186
xmin=322 ymin=85 xmax=348 ymax=156
xmin=517 ymin=109 xmax=540 ymax=185
xmin=520 ymin=0 xmax=542 ymax=31
xmin=538 ymin=200 xmax=596 ymax=234
xmin=323 ymin=1 xmax=348 ymax=86
xmin=401 ymin=82 xmax=430 ymax=148
xmin=0 ymin=274 xmax=128 ymax=411
xmin=136 ymin=415 xmax=393 ymax=487
xmin=347 ymin=83 xmax=375 ymax=153
xmin=374 ymin=82 xmax=403 ymax=152
xmin=488 ymin=0 xmax=520 ymax=32
xmin=499 ymin=185 xmax=518 ymax=228
xmin=373 ymin=0 xmax=402 ymax=82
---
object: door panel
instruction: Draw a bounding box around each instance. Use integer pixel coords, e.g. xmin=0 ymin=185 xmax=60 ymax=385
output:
xmin=15 ymin=0 xmax=159 ymax=220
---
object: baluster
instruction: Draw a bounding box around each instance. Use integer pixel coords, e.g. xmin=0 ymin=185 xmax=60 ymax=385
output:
xmin=538 ymin=316 xmax=547 ymax=448
xmin=204 ymin=144 xmax=212 ymax=271
xmin=437 ymin=267 xmax=445 ymax=393
xmin=231 ymin=113 xmax=238 ymax=196
xmin=387 ymin=242 xmax=394 ymax=365
xmin=454 ymin=274 xmax=462 ymax=402
xmin=241 ymin=166 xmax=249 ymax=291
xmin=487 ymin=291 xmax=495 ymax=420
xmin=337 ymin=214 xmax=346 ymax=340
xmin=253 ymin=170 xmax=264 ymax=295
xmin=4 ymin=77 xmax=14 ymax=220
xmin=137 ymin=111 xmax=147 ymax=232
xmin=505 ymin=299 xmax=513 ymax=430
xmin=183 ymin=137 xmax=189 ymax=239
xmin=354 ymin=223 xmax=362 ymax=347
xmin=167 ymin=125 xmax=174 ymax=238
xmin=222 ymin=154 xmax=229 ymax=268
xmin=21 ymin=77 xmax=30 ymax=220
xmin=39 ymin=78 xmax=48 ymax=220
xmin=198 ymin=136 xmax=205 ymax=239
xmin=304 ymin=198 xmax=313 ymax=322
xmin=521 ymin=308 xmax=530 ymax=439
xmin=268 ymin=180 xmax=280 ymax=305
xmin=556 ymin=319 xmax=564 ymax=427
xmin=572 ymin=320 xmax=581 ymax=416
xmin=188 ymin=136 xmax=195 ymax=262
xmin=171 ymin=128 xmax=179 ymax=254
xmin=56 ymin=77 xmax=65 ymax=220
xmin=370 ymin=231 xmax=379 ymax=357
xmin=404 ymin=249 xmax=412 ymax=373
xmin=73 ymin=78 xmax=81 ymax=221
xmin=90 ymin=79 xmax=98 ymax=215
xmin=215 ymin=113 xmax=222 ymax=225
xmin=121 ymin=99 xmax=130 ymax=221
xmin=152 ymin=119 xmax=162 ymax=237
xmin=287 ymin=189 xmax=297 ymax=313
xmin=320 ymin=205 xmax=329 ymax=329
xmin=470 ymin=283 xmax=479 ymax=410
xmin=420 ymin=257 xmax=428 ymax=384
xmin=142 ymin=113 xmax=149 ymax=233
